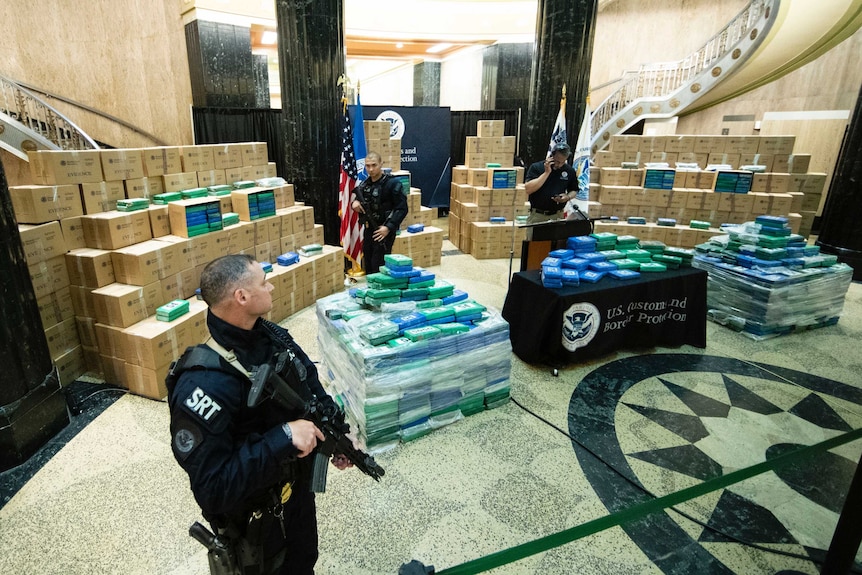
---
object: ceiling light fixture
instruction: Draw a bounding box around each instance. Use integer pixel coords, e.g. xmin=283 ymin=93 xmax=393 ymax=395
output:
xmin=396 ymin=42 xmax=404 ymax=49
xmin=261 ymin=31 xmax=278 ymax=45
xmin=426 ymin=43 xmax=453 ymax=54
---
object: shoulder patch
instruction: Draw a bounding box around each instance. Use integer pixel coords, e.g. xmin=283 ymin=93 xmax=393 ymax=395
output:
xmin=184 ymin=387 xmax=225 ymax=423
xmin=172 ymin=417 xmax=203 ymax=461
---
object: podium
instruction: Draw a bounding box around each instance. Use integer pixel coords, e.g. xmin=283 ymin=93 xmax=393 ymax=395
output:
xmin=519 ymin=218 xmax=592 ymax=271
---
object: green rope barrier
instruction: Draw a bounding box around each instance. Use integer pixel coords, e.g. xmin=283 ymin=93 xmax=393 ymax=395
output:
xmin=434 ymin=427 xmax=862 ymax=575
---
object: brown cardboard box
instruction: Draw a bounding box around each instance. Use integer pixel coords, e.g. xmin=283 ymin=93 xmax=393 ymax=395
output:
xmin=148 ymin=205 xmax=171 ymax=237
xmin=665 ymin=136 xmax=695 ymax=154
xmin=76 ymin=316 xmax=99 ymax=348
xmin=168 ymin=197 xmax=222 ymax=238
xmin=60 ymin=216 xmax=87 ymax=250
xmin=452 ymin=167 xmax=469 ymax=184
xmin=141 ymin=147 xmax=182 ymax=177
xmin=37 ymin=288 xmax=75 ymax=328
xmin=100 ymin=149 xmax=144 ymax=181
xmin=162 ymin=172 xmax=199 ymax=193
xmin=180 ymin=145 xmax=215 ymax=173
xmin=694 ymin=136 xmax=726 ymax=154
xmin=739 ymin=153 xmax=774 ymax=171
xmin=160 ymin=267 xmax=199 ymax=302
xmin=196 ymin=169 xmax=227 ymax=188
xmin=124 ymin=362 xmax=169 ymax=399
xmin=364 ymin=121 xmax=391 ymax=139
xmin=66 ymin=248 xmax=115 ymax=288
xmin=82 ymin=210 xmax=152 ymax=250
xmin=205 ymin=143 xmax=243 ymax=170
xmin=758 ymin=136 xmax=796 ymax=155
xmin=9 ymin=184 xmax=84 ymax=223
xmin=610 ymin=135 xmax=641 ymax=153
xmin=787 ymin=154 xmax=811 ymax=174
xmin=28 ymin=150 xmax=103 ymax=185
xmin=239 ymin=142 xmax=269 ymax=166
xmin=18 ymin=221 xmax=67 ymax=265
xmin=274 ymin=184 xmax=295 ymax=209
xmin=124 ymin=176 xmax=165 ymax=200
xmin=91 ymin=283 xmax=152 ymax=328
xmin=123 ymin=298 xmax=207 ymax=370
xmin=476 ymin=120 xmax=505 ymax=137
xmin=770 ymin=193 xmax=793 ymax=215
xmin=29 ymin=256 xmax=70 ymax=299
xmin=55 ymin=346 xmax=85 ymax=386
xmin=80 ymin=181 xmax=126 ymax=214
xmin=725 ymin=136 xmax=760 ymax=155
xmin=112 ymin=239 xmax=186 ymax=285
xmin=44 ymin=317 xmax=80 ymax=360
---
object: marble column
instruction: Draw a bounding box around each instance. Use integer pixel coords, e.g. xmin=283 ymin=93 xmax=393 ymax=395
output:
xmin=0 ymin=157 xmax=69 ymax=471
xmin=185 ymin=20 xmax=256 ymax=108
xmin=816 ymin=82 xmax=862 ymax=280
xmin=523 ymin=0 xmax=598 ymax=164
xmin=275 ymin=0 xmax=345 ymax=246
xmin=413 ymin=62 xmax=440 ymax=107
xmin=482 ymin=43 xmax=533 ymax=113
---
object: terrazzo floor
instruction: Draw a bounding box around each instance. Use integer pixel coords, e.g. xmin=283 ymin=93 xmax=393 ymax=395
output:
xmin=1 ymin=223 xmax=861 ymax=575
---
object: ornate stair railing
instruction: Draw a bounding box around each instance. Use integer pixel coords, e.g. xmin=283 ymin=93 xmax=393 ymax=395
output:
xmin=591 ymin=0 xmax=777 ymax=152
xmin=0 ymin=73 xmax=99 ymax=159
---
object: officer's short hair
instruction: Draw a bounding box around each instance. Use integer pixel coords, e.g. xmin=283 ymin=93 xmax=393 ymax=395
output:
xmin=200 ymin=254 xmax=257 ymax=307
xmin=365 ymin=151 xmax=381 ymax=163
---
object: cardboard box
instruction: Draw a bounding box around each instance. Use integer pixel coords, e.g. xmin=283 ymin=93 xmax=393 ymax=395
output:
xmin=148 ymin=205 xmax=171 ymax=237
xmin=205 ymin=143 xmax=243 ymax=170
xmin=160 ymin=267 xmax=200 ymax=302
xmin=123 ymin=298 xmax=208 ymax=371
xmin=81 ymin=210 xmax=152 ymax=250
xmin=239 ymin=142 xmax=269 ymax=166
xmin=162 ymin=172 xmax=199 ymax=193
xmin=37 ymin=287 xmax=75 ymax=329
xmin=100 ymin=149 xmax=144 ymax=181
xmin=124 ymin=362 xmax=169 ymax=400
xmin=9 ymin=184 xmax=84 ymax=223
xmin=141 ymin=147 xmax=182 ymax=177
xmin=44 ymin=317 xmax=80 ymax=360
xmin=364 ymin=121 xmax=391 ymax=139
xmin=477 ymin=120 xmax=505 ymax=138
xmin=181 ymin=145 xmax=215 ymax=173
xmin=168 ymin=197 xmax=222 ymax=238
xmin=18 ymin=221 xmax=67 ymax=265
xmin=28 ymin=256 xmax=70 ymax=299
xmin=80 ymin=181 xmax=126 ymax=214
xmin=66 ymin=248 xmax=115 ymax=288
xmin=758 ymin=136 xmax=796 ymax=155
xmin=770 ymin=193 xmax=793 ymax=215
xmin=787 ymin=154 xmax=811 ymax=174
xmin=124 ymin=176 xmax=165 ymax=200
xmin=55 ymin=346 xmax=85 ymax=386
xmin=60 ymin=216 xmax=87 ymax=250
xmin=91 ymin=283 xmax=154 ymax=328
xmin=111 ymin=239 xmax=185 ymax=285
xmin=196 ymin=169 xmax=227 ymax=188
xmin=28 ymin=150 xmax=103 ymax=185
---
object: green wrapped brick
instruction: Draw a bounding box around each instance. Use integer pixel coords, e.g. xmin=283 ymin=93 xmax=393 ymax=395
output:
xmin=451 ymin=301 xmax=486 ymax=318
xmin=116 ymin=198 xmax=150 ymax=212
xmin=342 ymin=309 xmax=372 ymax=321
xmin=419 ymin=307 xmax=454 ymax=321
xmin=416 ymin=299 xmax=443 ymax=309
xmin=599 ymin=249 xmax=625 ymax=260
xmin=401 ymin=288 xmax=429 ymax=299
xmin=365 ymin=288 xmax=401 ymax=300
xmin=152 ymin=192 xmax=182 ymax=204
xmin=639 ymin=262 xmax=667 ymax=272
xmin=386 ymin=337 xmax=415 ymax=348
xmin=653 ymin=254 xmax=683 ymax=269
xmin=426 ymin=283 xmax=455 ymax=299
xmin=207 ymin=184 xmax=233 ymax=194
xmin=613 ymin=258 xmax=641 ymax=270
xmin=181 ymin=187 xmax=209 ymax=199
xmin=436 ymin=323 xmax=470 ymax=335
xmin=403 ymin=325 xmax=442 ymax=342
xmin=359 ymin=319 xmax=400 ymax=345
xmin=620 ymin=249 xmax=653 ymax=262
xmin=233 ymin=180 xmax=256 ymax=189
xmin=407 ymin=279 xmax=435 ymax=289
xmin=689 ymin=220 xmax=711 ymax=230
xmin=156 ymin=299 xmax=190 ymax=322
xmin=384 ymin=254 xmax=414 ymax=268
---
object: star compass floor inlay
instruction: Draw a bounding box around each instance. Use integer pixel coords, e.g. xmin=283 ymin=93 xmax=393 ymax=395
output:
xmin=567 ymin=353 xmax=862 ymax=575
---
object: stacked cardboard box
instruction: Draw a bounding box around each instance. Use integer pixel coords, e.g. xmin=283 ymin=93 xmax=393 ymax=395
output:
xmin=449 ymin=126 xmax=527 ymax=256
xmin=400 ymin=187 xmax=435 ymax=230
xmin=590 ymin=134 xmax=826 ymax=236
xmin=392 ymin=226 xmax=444 ymax=268
xmin=12 ymin=143 xmax=343 ymax=398
xmin=364 ymin=120 xmax=401 ymax=171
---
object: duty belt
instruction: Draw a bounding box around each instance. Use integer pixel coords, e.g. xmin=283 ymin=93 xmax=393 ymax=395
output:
xmin=531 ymin=207 xmax=562 ymax=216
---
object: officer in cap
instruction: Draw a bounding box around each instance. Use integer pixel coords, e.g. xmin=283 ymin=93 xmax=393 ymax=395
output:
xmin=524 ymin=142 xmax=580 ymax=234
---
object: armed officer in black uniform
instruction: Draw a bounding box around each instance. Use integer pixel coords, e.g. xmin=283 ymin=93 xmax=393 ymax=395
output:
xmin=524 ymin=142 xmax=579 ymax=239
xmin=350 ymin=150 xmax=409 ymax=274
xmin=167 ymin=254 xmax=353 ymax=574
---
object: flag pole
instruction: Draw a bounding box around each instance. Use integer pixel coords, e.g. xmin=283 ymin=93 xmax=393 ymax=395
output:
xmin=347 ymin=79 xmax=365 ymax=279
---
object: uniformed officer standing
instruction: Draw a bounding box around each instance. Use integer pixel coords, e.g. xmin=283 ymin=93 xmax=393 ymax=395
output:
xmin=350 ymin=150 xmax=409 ymax=274
xmin=523 ymin=142 xmax=579 ymax=238
xmin=167 ymin=254 xmax=352 ymax=574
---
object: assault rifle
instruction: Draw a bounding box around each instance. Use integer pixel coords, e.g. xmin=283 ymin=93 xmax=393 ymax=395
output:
xmin=353 ymin=185 xmax=382 ymax=230
xmin=248 ymin=361 xmax=385 ymax=492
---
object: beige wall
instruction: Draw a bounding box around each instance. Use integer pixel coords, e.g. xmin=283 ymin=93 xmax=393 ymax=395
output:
xmin=590 ymin=0 xmax=861 ymax=137
xmin=0 ymin=0 xmax=193 ymax=152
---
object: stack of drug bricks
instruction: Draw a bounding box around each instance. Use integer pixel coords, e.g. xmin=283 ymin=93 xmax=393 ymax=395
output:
xmin=13 ymin=142 xmax=343 ymax=399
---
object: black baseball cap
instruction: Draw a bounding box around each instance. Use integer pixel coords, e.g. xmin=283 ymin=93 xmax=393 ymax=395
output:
xmin=551 ymin=142 xmax=571 ymax=155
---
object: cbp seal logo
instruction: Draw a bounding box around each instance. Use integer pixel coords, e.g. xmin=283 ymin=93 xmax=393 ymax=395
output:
xmin=562 ymin=302 xmax=600 ymax=351
xmin=376 ymin=110 xmax=405 ymax=139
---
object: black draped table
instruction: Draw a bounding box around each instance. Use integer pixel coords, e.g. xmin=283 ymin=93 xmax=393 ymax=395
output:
xmin=502 ymin=268 xmax=707 ymax=364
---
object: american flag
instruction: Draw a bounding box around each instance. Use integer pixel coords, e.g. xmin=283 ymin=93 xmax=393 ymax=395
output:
xmin=339 ymin=100 xmax=363 ymax=264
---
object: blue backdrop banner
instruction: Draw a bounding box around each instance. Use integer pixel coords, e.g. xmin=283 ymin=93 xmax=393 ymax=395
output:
xmin=350 ymin=105 xmax=452 ymax=208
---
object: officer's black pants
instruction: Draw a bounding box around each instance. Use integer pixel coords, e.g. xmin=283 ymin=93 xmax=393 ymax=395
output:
xmin=363 ymin=226 xmax=396 ymax=274
xmin=263 ymin=489 xmax=318 ymax=575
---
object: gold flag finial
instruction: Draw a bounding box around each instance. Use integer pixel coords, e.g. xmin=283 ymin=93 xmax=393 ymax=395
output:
xmin=562 ymin=84 xmax=567 ymax=100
